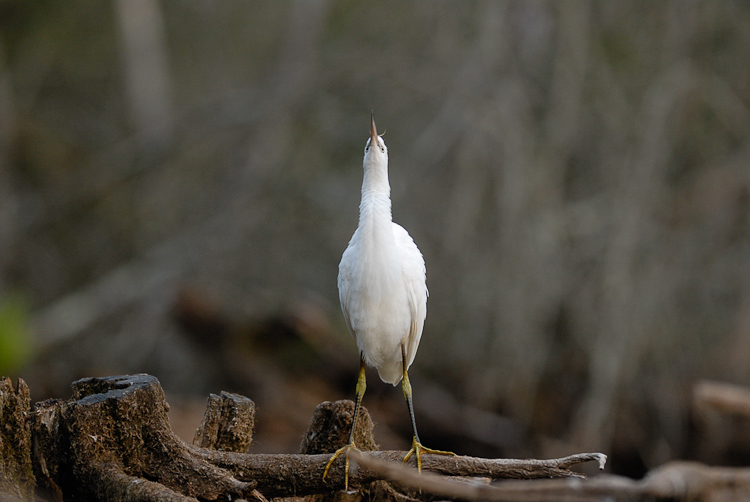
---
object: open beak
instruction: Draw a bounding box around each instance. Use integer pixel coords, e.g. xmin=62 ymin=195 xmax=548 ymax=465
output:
xmin=370 ymin=112 xmax=378 ymax=146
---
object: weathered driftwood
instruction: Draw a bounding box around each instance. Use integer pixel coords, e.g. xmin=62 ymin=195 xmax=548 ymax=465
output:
xmin=22 ymin=374 xmax=607 ymax=500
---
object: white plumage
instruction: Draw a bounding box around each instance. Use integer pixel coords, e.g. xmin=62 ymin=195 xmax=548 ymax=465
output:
xmin=337 ymin=116 xmax=427 ymax=385
xmin=323 ymin=114 xmax=451 ymax=489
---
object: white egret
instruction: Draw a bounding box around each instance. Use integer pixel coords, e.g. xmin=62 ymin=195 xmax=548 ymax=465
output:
xmin=324 ymin=113 xmax=453 ymax=489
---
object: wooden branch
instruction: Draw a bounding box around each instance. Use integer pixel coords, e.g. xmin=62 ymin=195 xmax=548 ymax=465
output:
xmin=340 ymin=455 xmax=750 ymax=502
xmin=349 ymin=450 xmax=621 ymax=502
xmin=197 ymin=449 xmax=605 ymax=497
xmin=92 ymin=463 xmax=200 ymax=502
xmin=196 ymin=398 xmax=604 ymax=499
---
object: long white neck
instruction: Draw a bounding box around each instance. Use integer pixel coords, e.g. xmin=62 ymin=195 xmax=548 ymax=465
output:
xmin=358 ymin=154 xmax=393 ymax=234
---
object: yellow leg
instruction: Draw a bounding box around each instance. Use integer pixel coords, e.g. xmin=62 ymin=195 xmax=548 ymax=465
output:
xmin=400 ymin=345 xmax=455 ymax=472
xmin=323 ymin=357 xmax=366 ymax=490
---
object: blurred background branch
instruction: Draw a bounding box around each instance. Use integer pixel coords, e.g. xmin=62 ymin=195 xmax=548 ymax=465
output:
xmin=115 ymin=0 xmax=174 ymax=149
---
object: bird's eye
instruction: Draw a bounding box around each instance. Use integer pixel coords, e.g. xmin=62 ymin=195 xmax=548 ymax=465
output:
xmin=380 ymin=146 xmax=385 ymax=153
xmin=365 ymin=146 xmax=369 ymax=152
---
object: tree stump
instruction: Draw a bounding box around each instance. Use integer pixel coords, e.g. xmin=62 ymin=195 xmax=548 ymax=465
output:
xmin=300 ymin=400 xmax=378 ymax=455
xmin=0 ymin=377 xmax=34 ymax=501
xmin=32 ymin=374 xmax=256 ymax=501
xmin=193 ymin=391 xmax=256 ymax=453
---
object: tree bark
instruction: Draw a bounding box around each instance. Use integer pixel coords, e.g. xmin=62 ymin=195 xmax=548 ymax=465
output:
xmin=32 ymin=374 xmax=255 ymax=501
xmin=193 ymin=391 xmax=255 ymax=453
xmin=0 ymin=377 xmax=34 ymax=501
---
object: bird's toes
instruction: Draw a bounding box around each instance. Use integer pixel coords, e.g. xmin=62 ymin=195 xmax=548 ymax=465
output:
xmin=323 ymin=443 xmax=361 ymax=490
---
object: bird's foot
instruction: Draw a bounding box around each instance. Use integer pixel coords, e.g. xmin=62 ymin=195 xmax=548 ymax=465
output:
xmin=323 ymin=442 xmax=361 ymax=491
xmin=402 ymin=437 xmax=455 ymax=472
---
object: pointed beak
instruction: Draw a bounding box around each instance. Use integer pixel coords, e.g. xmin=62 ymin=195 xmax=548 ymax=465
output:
xmin=370 ymin=112 xmax=378 ymax=146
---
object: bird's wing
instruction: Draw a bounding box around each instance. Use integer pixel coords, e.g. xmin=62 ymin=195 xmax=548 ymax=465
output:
xmin=393 ymin=223 xmax=427 ymax=370
xmin=337 ymin=238 xmax=357 ymax=340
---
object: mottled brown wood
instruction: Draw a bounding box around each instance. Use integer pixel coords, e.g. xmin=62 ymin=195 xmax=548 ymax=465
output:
xmin=300 ymin=400 xmax=378 ymax=454
xmin=21 ymin=373 xmax=607 ymax=501
xmin=193 ymin=391 xmax=255 ymax=453
xmin=32 ymin=374 xmax=255 ymax=501
xmin=197 ymin=449 xmax=605 ymax=497
xmin=8 ymin=372 xmax=750 ymax=501
xmin=0 ymin=377 xmax=34 ymax=501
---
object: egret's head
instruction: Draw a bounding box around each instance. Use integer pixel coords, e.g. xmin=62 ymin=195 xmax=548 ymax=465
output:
xmin=364 ymin=112 xmax=387 ymax=166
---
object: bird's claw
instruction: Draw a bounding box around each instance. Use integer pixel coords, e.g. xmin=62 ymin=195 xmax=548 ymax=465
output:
xmin=323 ymin=443 xmax=361 ymax=491
xmin=402 ymin=437 xmax=455 ymax=472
